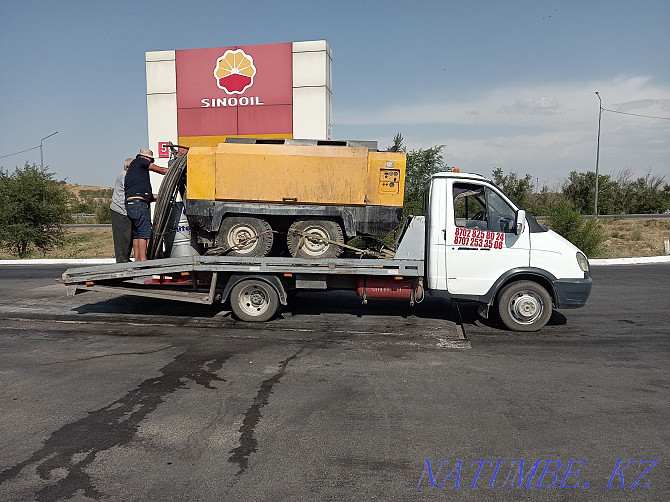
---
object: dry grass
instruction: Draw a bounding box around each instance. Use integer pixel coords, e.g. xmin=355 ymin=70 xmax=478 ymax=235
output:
xmin=596 ymin=218 xmax=670 ymax=258
xmin=0 ymin=227 xmax=115 ymax=260
xmin=66 ymin=183 xmax=113 ymax=197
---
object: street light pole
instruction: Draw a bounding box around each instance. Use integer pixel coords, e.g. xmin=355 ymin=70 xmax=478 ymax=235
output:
xmin=40 ymin=131 xmax=58 ymax=170
xmin=594 ymin=92 xmax=602 ymax=216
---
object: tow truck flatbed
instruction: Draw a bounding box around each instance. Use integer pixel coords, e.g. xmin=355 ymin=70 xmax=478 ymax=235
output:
xmin=61 ymin=255 xmax=425 ymax=315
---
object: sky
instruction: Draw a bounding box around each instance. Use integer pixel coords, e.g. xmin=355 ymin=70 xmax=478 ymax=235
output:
xmin=1 ymin=0 xmax=668 ymax=190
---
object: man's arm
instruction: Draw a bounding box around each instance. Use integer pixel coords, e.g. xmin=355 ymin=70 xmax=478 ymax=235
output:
xmin=149 ymin=163 xmax=168 ymax=175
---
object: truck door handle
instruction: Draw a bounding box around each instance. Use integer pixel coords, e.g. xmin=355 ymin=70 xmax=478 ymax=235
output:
xmin=282 ymin=197 xmax=298 ymax=202
xmin=442 ymin=229 xmax=446 ymax=240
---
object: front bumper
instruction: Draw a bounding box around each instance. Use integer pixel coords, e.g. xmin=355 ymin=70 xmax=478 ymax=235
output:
xmin=553 ymin=275 xmax=592 ymax=309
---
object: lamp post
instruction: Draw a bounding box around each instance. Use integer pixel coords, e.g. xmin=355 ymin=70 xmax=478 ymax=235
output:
xmin=40 ymin=131 xmax=58 ymax=170
xmin=594 ymin=92 xmax=602 ymax=216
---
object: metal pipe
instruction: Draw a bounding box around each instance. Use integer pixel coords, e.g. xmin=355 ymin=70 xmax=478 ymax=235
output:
xmin=594 ymin=92 xmax=602 ymax=216
xmin=40 ymin=131 xmax=58 ymax=170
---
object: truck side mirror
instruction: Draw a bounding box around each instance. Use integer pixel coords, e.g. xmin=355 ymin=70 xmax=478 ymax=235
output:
xmin=515 ymin=210 xmax=526 ymax=235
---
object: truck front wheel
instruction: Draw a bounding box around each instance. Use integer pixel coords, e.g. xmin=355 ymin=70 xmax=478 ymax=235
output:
xmin=287 ymin=219 xmax=344 ymax=258
xmin=496 ymin=280 xmax=552 ymax=332
xmin=230 ymin=279 xmax=280 ymax=322
xmin=219 ymin=217 xmax=273 ymax=257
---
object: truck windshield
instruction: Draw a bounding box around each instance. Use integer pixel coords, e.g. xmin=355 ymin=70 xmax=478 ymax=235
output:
xmin=490 ymin=182 xmax=523 ymax=210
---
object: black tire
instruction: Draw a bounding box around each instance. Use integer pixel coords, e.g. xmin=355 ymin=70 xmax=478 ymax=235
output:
xmin=497 ymin=280 xmax=553 ymax=332
xmin=218 ymin=217 xmax=273 ymax=257
xmin=230 ymin=279 xmax=280 ymax=322
xmin=287 ymin=219 xmax=344 ymax=259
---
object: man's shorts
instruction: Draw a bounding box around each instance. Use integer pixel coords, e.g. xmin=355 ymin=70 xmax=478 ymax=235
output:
xmin=125 ymin=200 xmax=152 ymax=239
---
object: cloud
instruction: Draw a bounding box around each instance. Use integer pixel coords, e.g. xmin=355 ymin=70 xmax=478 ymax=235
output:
xmin=337 ymin=75 xmax=669 ymax=126
xmin=497 ymin=97 xmax=561 ymax=116
xmin=613 ymin=98 xmax=670 ymax=113
xmin=335 ymin=75 xmax=670 ymax=185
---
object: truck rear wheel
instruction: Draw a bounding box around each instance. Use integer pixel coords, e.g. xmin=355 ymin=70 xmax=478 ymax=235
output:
xmin=287 ymin=219 xmax=344 ymax=259
xmin=497 ymin=280 xmax=553 ymax=332
xmin=230 ymin=279 xmax=280 ymax=322
xmin=219 ymin=217 xmax=273 ymax=257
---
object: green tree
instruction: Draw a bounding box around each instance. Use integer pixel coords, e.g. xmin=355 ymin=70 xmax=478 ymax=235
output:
xmin=562 ymin=171 xmax=608 ymax=214
xmin=562 ymin=169 xmax=669 ymax=215
xmin=395 ymin=134 xmax=448 ymax=216
xmin=491 ymin=167 xmax=534 ymax=209
xmin=620 ymin=171 xmax=669 ymax=214
xmin=388 ymin=132 xmax=406 ymax=153
xmin=0 ymin=163 xmax=71 ymax=257
xmin=527 ymin=185 xmax=561 ymax=217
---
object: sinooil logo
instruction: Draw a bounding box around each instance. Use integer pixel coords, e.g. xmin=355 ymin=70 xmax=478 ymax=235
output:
xmin=213 ymin=49 xmax=256 ymax=94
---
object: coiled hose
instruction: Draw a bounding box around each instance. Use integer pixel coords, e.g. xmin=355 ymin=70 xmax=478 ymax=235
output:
xmin=147 ymin=153 xmax=188 ymax=259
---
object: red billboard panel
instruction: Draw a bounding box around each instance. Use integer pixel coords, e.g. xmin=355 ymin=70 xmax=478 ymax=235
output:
xmin=175 ymin=43 xmax=293 ymax=138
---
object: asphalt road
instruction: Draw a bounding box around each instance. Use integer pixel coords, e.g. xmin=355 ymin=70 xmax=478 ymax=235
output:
xmin=0 ymin=264 xmax=667 ymax=501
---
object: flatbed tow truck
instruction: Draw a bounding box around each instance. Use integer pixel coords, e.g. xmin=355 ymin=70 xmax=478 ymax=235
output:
xmin=61 ymin=169 xmax=592 ymax=332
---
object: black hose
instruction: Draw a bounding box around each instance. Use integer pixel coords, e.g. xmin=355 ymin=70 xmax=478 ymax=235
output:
xmin=147 ymin=153 xmax=188 ymax=259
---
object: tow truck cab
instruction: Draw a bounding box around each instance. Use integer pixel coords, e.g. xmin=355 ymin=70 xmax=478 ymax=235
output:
xmin=424 ymin=172 xmax=592 ymax=331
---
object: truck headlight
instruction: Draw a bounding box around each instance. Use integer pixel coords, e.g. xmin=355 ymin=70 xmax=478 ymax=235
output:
xmin=576 ymin=252 xmax=590 ymax=273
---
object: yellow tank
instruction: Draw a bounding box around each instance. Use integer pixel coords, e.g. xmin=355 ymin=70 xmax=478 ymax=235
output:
xmin=186 ymin=141 xmax=405 ymax=207
xmin=183 ymin=140 xmax=406 ymax=258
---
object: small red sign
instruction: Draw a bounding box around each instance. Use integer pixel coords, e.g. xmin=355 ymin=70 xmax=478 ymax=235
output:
xmin=158 ymin=142 xmax=170 ymax=159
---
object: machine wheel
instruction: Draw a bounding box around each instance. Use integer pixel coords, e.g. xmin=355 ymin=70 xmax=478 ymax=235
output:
xmin=496 ymin=280 xmax=553 ymax=332
xmin=287 ymin=219 xmax=344 ymax=258
xmin=230 ymin=279 xmax=280 ymax=322
xmin=218 ymin=217 xmax=273 ymax=257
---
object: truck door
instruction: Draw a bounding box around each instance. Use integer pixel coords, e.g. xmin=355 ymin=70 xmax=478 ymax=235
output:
xmin=446 ymin=181 xmax=530 ymax=296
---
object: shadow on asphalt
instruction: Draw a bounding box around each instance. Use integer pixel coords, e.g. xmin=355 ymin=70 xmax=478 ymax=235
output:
xmin=72 ymin=289 xmax=460 ymax=324
xmin=72 ymin=294 xmax=225 ymax=319
xmin=456 ymin=301 xmax=568 ymax=331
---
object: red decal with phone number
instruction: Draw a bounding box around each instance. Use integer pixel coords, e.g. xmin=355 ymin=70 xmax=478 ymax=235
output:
xmin=454 ymin=228 xmax=504 ymax=249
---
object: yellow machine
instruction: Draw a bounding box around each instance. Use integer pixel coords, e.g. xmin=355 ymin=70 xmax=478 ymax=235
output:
xmin=183 ymin=139 xmax=406 ymax=258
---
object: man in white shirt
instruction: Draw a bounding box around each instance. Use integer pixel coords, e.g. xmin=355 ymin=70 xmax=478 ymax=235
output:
xmin=110 ymin=158 xmax=134 ymax=262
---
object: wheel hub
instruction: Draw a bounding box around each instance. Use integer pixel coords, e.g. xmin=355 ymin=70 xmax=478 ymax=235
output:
xmin=249 ymin=290 xmax=266 ymax=307
xmin=509 ymin=291 xmax=543 ymax=324
xmin=228 ymin=224 xmax=257 ymax=252
xmin=301 ymin=227 xmax=330 ymax=256
xmin=239 ymin=284 xmax=269 ymax=315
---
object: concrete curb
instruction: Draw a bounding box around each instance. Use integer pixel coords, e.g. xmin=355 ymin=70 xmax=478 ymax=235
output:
xmin=589 ymin=256 xmax=670 ymax=266
xmin=0 ymin=258 xmax=118 ymax=265
xmin=1 ymin=256 xmax=669 ymax=266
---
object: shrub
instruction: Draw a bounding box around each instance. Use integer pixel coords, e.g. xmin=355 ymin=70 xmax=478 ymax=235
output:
xmin=546 ymin=199 xmax=603 ymax=256
xmin=0 ymin=163 xmax=71 ymax=257
xmin=95 ymin=203 xmax=112 ymax=224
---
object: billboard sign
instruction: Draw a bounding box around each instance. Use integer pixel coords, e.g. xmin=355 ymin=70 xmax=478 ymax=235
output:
xmin=175 ymin=43 xmax=293 ymax=139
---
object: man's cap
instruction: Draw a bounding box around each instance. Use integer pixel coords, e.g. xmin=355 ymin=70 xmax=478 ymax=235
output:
xmin=139 ymin=148 xmax=154 ymax=159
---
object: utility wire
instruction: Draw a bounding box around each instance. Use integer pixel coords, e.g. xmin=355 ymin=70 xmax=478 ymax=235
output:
xmin=0 ymin=144 xmax=40 ymax=159
xmin=602 ymin=107 xmax=670 ymax=121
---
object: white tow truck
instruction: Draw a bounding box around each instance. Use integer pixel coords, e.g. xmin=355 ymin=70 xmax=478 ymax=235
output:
xmin=62 ymin=171 xmax=592 ymax=332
